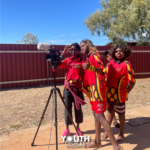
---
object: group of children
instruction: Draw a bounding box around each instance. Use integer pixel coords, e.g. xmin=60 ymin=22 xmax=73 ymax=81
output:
xmin=59 ymin=39 xmax=135 ymax=150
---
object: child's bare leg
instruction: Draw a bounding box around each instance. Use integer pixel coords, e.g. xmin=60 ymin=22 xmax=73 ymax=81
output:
xmin=117 ymin=114 xmax=125 ymax=141
xmin=66 ymin=125 xmax=70 ymax=131
xmin=113 ymin=114 xmax=120 ymax=128
xmin=113 ymin=115 xmax=117 ymax=123
xmin=102 ymin=109 xmax=114 ymax=139
xmin=85 ymin=111 xmax=101 ymax=148
xmin=96 ymin=113 xmax=123 ymax=150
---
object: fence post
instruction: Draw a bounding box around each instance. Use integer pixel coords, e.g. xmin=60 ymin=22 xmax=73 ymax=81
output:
xmin=47 ymin=60 xmax=49 ymax=85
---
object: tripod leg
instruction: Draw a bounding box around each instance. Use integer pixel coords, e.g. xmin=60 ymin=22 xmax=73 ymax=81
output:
xmin=54 ymin=86 xmax=58 ymax=150
xmin=31 ymin=88 xmax=54 ymax=146
xmin=56 ymin=88 xmax=80 ymax=136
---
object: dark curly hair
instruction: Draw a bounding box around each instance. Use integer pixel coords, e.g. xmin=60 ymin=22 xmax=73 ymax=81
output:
xmin=104 ymin=50 xmax=113 ymax=56
xmin=70 ymin=43 xmax=81 ymax=51
xmin=110 ymin=44 xmax=132 ymax=59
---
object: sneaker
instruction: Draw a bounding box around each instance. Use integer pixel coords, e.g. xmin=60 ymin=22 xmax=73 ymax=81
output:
xmin=76 ymin=128 xmax=82 ymax=136
xmin=61 ymin=129 xmax=70 ymax=138
xmin=113 ymin=122 xmax=120 ymax=128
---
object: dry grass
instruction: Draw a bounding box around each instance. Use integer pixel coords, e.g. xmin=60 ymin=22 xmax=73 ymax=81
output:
xmin=0 ymin=78 xmax=150 ymax=136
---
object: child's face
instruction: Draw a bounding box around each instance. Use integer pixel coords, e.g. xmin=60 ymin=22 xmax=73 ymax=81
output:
xmin=80 ymin=42 xmax=88 ymax=55
xmin=70 ymin=45 xmax=80 ymax=56
xmin=106 ymin=54 xmax=112 ymax=62
xmin=115 ymin=48 xmax=125 ymax=60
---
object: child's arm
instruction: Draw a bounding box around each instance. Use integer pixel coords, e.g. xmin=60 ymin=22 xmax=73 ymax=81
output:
xmin=61 ymin=45 xmax=71 ymax=56
xmin=59 ymin=58 xmax=69 ymax=69
xmin=104 ymin=63 xmax=109 ymax=82
xmin=59 ymin=45 xmax=73 ymax=69
xmin=127 ymin=82 xmax=135 ymax=93
xmin=126 ymin=61 xmax=136 ymax=93
xmin=92 ymin=53 xmax=105 ymax=75
xmin=82 ymin=57 xmax=104 ymax=75
xmin=72 ymin=56 xmax=104 ymax=75
xmin=92 ymin=66 xmax=104 ymax=75
xmin=70 ymin=64 xmax=82 ymax=69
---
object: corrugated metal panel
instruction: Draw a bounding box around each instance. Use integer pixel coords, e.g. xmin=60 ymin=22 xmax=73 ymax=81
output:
xmin=129 ymin=46 xmax=150 ymax=78
xmin=0 ymin=44 xmax=47 ymax=89
xmin=0 ymin=44 xmax=150 ymax=89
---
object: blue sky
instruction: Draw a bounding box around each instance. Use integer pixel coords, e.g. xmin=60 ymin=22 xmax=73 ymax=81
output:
xmin=1 ymin=0 xmax=110 ymax=46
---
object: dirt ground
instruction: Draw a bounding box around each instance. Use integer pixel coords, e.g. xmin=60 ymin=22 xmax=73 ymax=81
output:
xmin=0 ymin=78 xmax=150 ymax=138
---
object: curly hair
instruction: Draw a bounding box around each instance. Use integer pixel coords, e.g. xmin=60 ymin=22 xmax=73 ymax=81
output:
xmin=70 ymin=43 xmax=81 ymax=51
xmin=80 ymin=39 xmax=98 ymax=54
xmin=110 ymin=44 xmax=132 ymax=59
xmin=104 ymin=50 xmax=113 ymax=56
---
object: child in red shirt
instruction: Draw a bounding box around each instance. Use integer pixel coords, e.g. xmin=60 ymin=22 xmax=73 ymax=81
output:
xmin=102 ymin=44 xmax=135 ymax=142
xmin=79 ymin=39 xmax=123 ymax=150
xmin=59 ymin=43 xmax=86 ymax=138
xmin=105 ymin=50 xmax=120 ymax=128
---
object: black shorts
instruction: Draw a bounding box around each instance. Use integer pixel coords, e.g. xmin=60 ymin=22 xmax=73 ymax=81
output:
xmin=64 ymin=89 xmax=83 ymax=125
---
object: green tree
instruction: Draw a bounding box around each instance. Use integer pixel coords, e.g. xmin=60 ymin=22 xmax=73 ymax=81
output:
xmin=16 ymin=32 xmax=39 ymax=44
xmin=84 ymin=0 xmax=150 ymax=45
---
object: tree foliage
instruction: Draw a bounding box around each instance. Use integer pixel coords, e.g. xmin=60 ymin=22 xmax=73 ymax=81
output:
xmin=84 ymin=0 xmax=150 ymax=44
xmin=16 ymin=32 xmax=39 ymax=44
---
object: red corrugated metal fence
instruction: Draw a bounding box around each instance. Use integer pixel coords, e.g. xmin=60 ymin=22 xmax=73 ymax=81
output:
xmin=0 ymin=44 xmax=150 ymax=89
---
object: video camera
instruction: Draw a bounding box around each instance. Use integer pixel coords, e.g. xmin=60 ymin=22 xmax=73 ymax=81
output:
xmin=37 ymin=43 xmax=62 ymax=66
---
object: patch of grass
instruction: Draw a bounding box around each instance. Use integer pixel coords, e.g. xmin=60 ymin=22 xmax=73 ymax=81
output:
xmin=33 ymin=121 xmax=47 ymax=126
xmin=9 ymin=124 xmax=21 ymax=129
xmin=139 ymin=85 xmax=146 ymax=88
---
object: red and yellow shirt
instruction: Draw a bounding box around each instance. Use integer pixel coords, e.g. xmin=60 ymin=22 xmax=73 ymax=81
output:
xmin=59 ymin=55 xmax=84 ymax=85
xmin=82 ymin=52 xmax=106 ymax=102
xmin=105 ymin=60 xmax=136 ymax=103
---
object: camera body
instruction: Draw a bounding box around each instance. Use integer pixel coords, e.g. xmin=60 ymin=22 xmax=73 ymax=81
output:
xmin=37 ymin=43 xmax=62 ymax=66
xmin=46 ymin=46 xmax=63 ymax=66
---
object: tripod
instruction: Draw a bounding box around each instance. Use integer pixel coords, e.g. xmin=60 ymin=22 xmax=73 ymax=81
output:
xmin=31 ymin=65 xmax=80 ymax=150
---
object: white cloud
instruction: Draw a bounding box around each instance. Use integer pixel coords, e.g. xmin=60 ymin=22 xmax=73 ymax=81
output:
xmin=70 ymin=32 xmax=83 ymax=36
xmin=46 ymin=40 xmax=67 ymax=43
xmin=52 ymin=35 xmax=65 ymax=38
